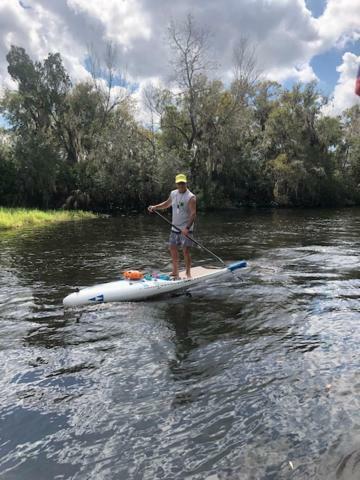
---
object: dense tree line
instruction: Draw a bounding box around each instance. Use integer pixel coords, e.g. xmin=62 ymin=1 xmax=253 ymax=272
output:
xmin=0 ymin=17 xmax=359 ymax=211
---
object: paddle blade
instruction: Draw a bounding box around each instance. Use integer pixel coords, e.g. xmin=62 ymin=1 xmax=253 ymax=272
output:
xmin=227 ymin=260 xmax=247 ymax=271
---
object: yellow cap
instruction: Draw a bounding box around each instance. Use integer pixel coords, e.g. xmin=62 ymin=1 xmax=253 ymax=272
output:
xmin=175 ymin=173 xmax=187 ymax=183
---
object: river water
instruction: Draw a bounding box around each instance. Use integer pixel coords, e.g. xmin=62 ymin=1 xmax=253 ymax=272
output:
xmin=0 ymin=209 xmax=359 ymax=480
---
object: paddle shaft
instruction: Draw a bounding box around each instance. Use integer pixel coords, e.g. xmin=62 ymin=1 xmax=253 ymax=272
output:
xmin=153 ymin=210 xmax=227 ymax=267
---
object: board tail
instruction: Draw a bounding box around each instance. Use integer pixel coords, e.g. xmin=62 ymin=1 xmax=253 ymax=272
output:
xmin=227 ymin=260 xmax=247 ymax=272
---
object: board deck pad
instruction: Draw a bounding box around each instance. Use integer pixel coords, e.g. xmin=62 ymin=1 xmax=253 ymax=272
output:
xmin=175 ymin=266 xmax=222 ymax=280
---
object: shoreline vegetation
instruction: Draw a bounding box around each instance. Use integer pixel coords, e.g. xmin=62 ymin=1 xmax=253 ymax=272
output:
xmin=1 ymin=17 xmax=360 ymax=212
xmin=0 ymin=207 xmax=96 ymax=230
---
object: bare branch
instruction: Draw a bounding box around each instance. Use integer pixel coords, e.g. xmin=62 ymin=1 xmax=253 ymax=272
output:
xmin=166 ymin=14 xmax=216 ymax=152
xmin=168 ymin=14 xmax=214 ymax=90
xmin=232 ymin=36 xmax=261 ymax=91
xmin=86 ymin=41 xmax=130 ymax=111
xmin=214 ymin=35 xmax=262 ymax=128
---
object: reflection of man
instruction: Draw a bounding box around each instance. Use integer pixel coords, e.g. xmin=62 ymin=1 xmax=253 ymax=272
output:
xmin=148 ymin=174 xmax=196 ymax=279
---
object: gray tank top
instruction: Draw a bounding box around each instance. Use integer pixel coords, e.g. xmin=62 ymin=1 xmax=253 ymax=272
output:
xmin=170 ymin=189 xmax=195 ymax=232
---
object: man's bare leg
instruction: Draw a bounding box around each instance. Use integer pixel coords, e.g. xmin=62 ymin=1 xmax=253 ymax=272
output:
xmin=169 ymin=245 xmax=179 ymax=278
xmin=183 ymin=247 xmax=192 ymax=278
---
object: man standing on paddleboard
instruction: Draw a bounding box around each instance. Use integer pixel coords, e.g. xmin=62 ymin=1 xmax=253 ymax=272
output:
xmin=148 ymin=174 xmax=196 ymax=279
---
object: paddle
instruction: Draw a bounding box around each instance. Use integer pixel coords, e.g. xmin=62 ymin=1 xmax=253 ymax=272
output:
xmin=152 ymin=209 xmax=227 ymax=268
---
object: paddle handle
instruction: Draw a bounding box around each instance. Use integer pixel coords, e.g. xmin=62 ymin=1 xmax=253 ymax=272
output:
xmin=152 ymin=209 xmax=227 ymax=267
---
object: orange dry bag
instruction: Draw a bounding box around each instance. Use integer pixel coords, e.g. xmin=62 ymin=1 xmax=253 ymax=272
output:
xmin=123 ymin=270 xmax=144 ymax=280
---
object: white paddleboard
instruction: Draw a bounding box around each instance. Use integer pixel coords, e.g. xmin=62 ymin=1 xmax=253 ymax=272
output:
xmin=63 ymin=261 xmax=246 ymax=307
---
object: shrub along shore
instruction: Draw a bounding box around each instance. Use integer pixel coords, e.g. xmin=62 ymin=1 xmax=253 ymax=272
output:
xmin=0 ymin=207 xmax=96 ymax=230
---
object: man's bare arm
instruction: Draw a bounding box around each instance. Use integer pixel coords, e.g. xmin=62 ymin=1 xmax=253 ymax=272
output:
xmin=148 ymin=196 xmax=172 ymax=212
xmin=182 ymin=196 xmax=196 ymax=234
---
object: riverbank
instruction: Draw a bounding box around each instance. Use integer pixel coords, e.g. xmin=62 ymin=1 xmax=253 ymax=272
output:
xmin=0 ymin=207 xmax=96 ymax=230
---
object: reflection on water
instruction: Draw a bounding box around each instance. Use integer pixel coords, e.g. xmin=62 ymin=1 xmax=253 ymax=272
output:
xmin=0 ymin=208 xmax=360 ymax=479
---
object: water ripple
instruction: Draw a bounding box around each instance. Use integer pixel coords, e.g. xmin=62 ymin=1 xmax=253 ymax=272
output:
xmin=0 ymin=209 xmax=360 ymax=479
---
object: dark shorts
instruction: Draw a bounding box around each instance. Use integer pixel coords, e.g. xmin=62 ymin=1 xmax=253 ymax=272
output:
xmin=168 ymin=231 xmax=195 ymax=248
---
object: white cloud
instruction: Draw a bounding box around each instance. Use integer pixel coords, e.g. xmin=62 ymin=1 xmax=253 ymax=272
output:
xmin=323 ymin=52 xmax=360 ymax=116
xmin=316 ymin=0 xmax=360 ymax=50
xmin=0 ymin=0 xmax=93 ymax=91
xmin=0 ymin=0 xmax=359 ymax=116
xmin=267 ymin=62 xmax=318 ymax=83
xmin=66 ymin=0 xmax=152 ymax=47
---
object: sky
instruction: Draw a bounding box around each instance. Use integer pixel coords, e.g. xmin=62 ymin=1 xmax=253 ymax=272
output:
xmin=0 ymin=0 xmax=359 ymax=128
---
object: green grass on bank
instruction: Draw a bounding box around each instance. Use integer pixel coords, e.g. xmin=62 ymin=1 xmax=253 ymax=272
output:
xmin=0 ymin=207 xmax=96 ymax=230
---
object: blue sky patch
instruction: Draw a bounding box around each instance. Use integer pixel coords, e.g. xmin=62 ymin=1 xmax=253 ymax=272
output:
xmin=305 ymin=0 xmax=326 ymax=18
xmin=0 ymin=115 xmax=11 ymax=130
xmin=83 ymin=56 xmax=139 ymax=93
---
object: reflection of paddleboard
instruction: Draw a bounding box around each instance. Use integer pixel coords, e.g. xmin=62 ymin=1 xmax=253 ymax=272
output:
xmin=63 ymin=261 xmax=247 ymax=307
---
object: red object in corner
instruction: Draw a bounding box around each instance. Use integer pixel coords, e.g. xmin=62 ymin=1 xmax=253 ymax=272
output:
xmin=356 ymin=65 xmax=360 ymax=96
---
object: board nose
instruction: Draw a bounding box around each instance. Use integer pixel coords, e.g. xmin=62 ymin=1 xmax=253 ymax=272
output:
xmin=63 ymin=292 xmax=77 ymax=307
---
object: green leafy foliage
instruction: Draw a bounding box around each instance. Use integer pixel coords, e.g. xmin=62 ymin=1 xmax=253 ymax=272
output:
xmin=0 ymin=44 xmax=359 ymax=211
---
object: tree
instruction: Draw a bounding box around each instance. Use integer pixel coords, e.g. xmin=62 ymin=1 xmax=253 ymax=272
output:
xmin=1 ymin=34 xmax=359 ymax=211
xmin=0 ymin=132 xmax=17 ymax=205
xmin=168 ymin=14 xmax=212 ymax=146
xmin=163 ymin=16 xmax=263 ymax=205
xmin=87 ymin=42 xmax=131 ymax=141
xmin=263 ymin=82 xmax=340 ymax=206
xmin=4 ymin=46 xmax=71 ymax=133
xmin=342 ymin=105 xmax=360 ymax=194
xmin=0 ymin=46 xmax=73 ymax=206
